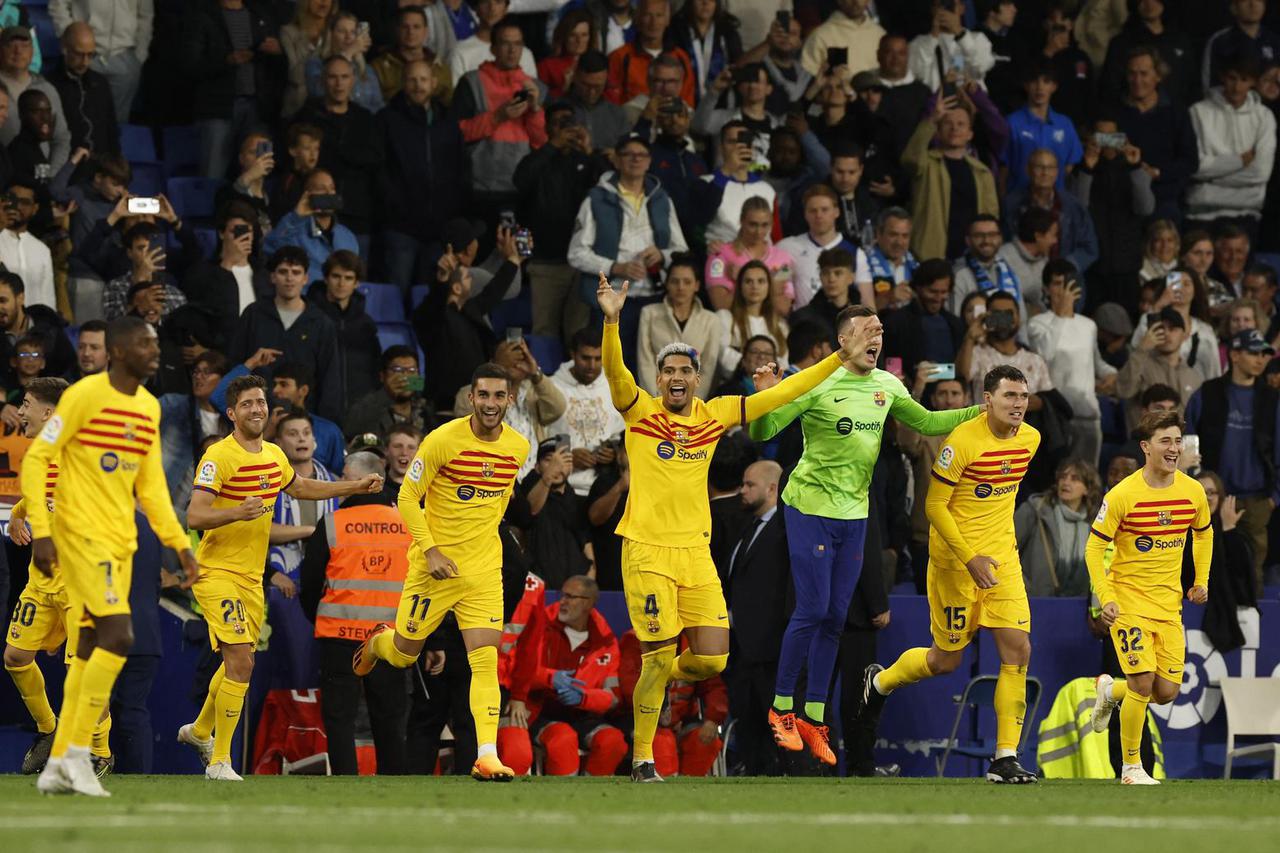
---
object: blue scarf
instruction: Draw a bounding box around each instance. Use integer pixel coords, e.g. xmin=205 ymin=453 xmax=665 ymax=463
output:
xmin=965 ymin=252 xmax=1021 ymax=302
xmin=269 ymin=460 xmax=338 ymax=580
xmin=867 ymin=247 xmax=917 ymax=283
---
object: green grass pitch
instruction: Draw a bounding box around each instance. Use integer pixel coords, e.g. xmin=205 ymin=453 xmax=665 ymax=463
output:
xmin=1 ymin=776 xmax=1277 ymax=852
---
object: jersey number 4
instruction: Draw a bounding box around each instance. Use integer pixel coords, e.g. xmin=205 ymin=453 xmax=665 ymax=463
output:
xmin=1115 ymin=626 xmax=1144 ymax=653
xmin=644 ymin=594 xmax=660 ymax=616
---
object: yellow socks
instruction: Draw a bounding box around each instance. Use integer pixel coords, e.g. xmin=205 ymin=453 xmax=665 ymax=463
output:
xmin=373 ymin=630 xmax=418 ymax=669
xmin=6 ymin=661 xmax=56 ymax=734
xmin=211 ymin=679 xmax=249 ymax=765
xmin=1110 ymin=679 xmax=1128 ymax=703
xmin=466 ymin=646 xmax=501 ymax=754
xmin=50 ymin=655 xmax=86 ymax=758
xmin=192 ymin=663 xmax=226 ymax=741
xmin=69 ymin=649 xmax=126 ymax=750
xmin=994 ymin=663 xmax=1027 ymax=754
xmin=668 ymin=649 xmax=728 ymax=682
xmin=1120 ymin=690 xmax=1150 ymax=766
xmin=631 ymin=644 xmax=676 ymax=762
xmin=877 ymin=647 xmax=934 ymax=694
xmin=92 ymin=712 xmax=113 ymax=759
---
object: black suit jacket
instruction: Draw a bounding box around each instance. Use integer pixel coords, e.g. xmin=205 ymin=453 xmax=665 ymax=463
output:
xmin=726 ymin=510 xmax=793 ymax=665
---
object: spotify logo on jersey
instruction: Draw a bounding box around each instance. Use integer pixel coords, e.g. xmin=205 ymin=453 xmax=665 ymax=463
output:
xmin=836 ymin=417 xmax=853 ymax=435
xmin=99 ymin=452 xmax=120 ymax=473
xmin=656 ymin=441 xmax=677 ymax=459
xmin=1135 ymin=535 xmax=1155 ymax=552
xmin=974 ymin=483 xmax=993 ymax=498
xmin=456 ymin=485 xmax=477 ymax=501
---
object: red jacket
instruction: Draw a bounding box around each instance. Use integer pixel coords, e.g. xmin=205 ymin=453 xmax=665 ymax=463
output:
xmin=604 ymin=44 xmax=695 ymax=106
xmin=513 ymin=601 xmax=621 ymax=720
xmin=499 ymin=573 xmax=546 ymax=696
xmin=619 ymin=630 xmax=728 ymax=728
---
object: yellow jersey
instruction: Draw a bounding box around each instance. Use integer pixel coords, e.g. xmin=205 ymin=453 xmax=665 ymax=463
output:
xmin=1088 ymin=469 xmax=1212 ymax=619
xmin=601 ymin=320 xmax=846 ymax=548
xmin=928 ymin=415 xmax=1041 ymax=566
xmin=399 ymin=416 xmax=529 ymax=574
xmin=12 ymin=463 xmax=60 ymax=594
xmin=20 ymin=373 xmax=188 ymax=554
xmin=192 ymin=434 xmax=297 ymax=579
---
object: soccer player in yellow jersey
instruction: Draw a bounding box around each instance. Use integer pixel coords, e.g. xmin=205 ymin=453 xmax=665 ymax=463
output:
xmin=856 ymin=365 xmax=1042 ymax=783
xmin=3 ymin=378 xmax=102 ymax=776
xmin=22 ymin=317 xmax=199 ymax=797
xmin=353 ymin=363 xmax=530 ymax=781
xmin=1087 ymin=410 xmax=1211 ymax=785
xmin=595 ymin=274 xmax=878 ymax=782
xmin=177 ymin=375 xmax=383 ymax=781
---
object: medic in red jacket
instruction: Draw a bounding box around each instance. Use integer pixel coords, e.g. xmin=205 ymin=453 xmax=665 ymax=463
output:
xmin=497 ymin=575 xmax=629 ymax=776
xmin=619 ymin=629 xmax=729 ymax=777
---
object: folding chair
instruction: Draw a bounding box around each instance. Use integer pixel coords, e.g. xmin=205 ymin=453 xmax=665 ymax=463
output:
xmin=1221 ymin=677 xmax=1280 ymax=778
xmin=934 ymin=674 xmax=1043 ymax=776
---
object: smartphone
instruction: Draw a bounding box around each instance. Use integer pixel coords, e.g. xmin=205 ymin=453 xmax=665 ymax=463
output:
xmin=657 ymin=97 xmax=684 ymax=115
xmin=827 ymin=47 xmax=848 ymax=69
xmin=1146 ymin=312 xmax=1162 ymax=328
xmin=514 ymin=227 xmax=533 ymax=258
xmin=308 ymin=193 xmax=343 ymax=212
xmin=1167 ymin=271 xmax=1184 ymax=293
xmin=506 ymin=326 xmax=523 ymax=344
xmin=255 ymin=139 xmax=272 ymax=158
xmin=885 ymin=356 xmax=903 ymax=375
xmin=737 ymin=129 xmax=756 ymax=147
xmin=510 ymin=89 xmax=530 ymax=104
xmin=1095 ymin=131 xmax=1126 ymax=149
xmin=499 ymin=209 xmax=517 ymax=229
xmin=984 ymin=310 xmax=1014 ymax=333
xmin=936 ymin=46 xmax=957 ymax=97
xmin=931 ymin=363 xmax=957 ymax=381
xmin=971 ymin=302 xmax=987 ymax=318
xmin=405 ymin=375 xmax=425 ymax=392
xmin=127 ymin=197 xmax=161 ymax=215
xmin=357 ymin=20 xmax=370 ymax=38
xmin=776 ymin=9 xmax=791 ymax=29
xmin=231 ymin=223 xmax=253 ymax=239
xmin=1183 ymin=434 xmax=1200 ymax=459
xmin=553 ymin=433 xmax=571 ymax=452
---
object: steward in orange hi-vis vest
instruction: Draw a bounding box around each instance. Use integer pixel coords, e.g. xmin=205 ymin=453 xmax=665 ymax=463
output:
xmin=314 ymin=502 xmax=413 ymax=642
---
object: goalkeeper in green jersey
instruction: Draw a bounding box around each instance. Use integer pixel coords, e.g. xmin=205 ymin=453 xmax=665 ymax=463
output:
xmin=748 ymin=304 xmax=981 ymax=765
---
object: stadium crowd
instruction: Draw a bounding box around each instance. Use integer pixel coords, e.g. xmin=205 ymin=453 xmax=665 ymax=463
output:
xmin=0 ymin=0 xmax=1274 ymax=777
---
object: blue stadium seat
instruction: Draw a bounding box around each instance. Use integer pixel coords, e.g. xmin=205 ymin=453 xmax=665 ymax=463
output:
xmin=410 ymin=284 xmax=430 ymax=310
xmin=26 ymin=7 xmax=58 ymax=58
xmin=162 ymin=125 xmax=204 ymax=177
xmin=120 ymin=124 xmax=158 ymax=163
xmin=526 ymin=335 xmax=565 ymax=375
xmin=1255 ymin=253 xmax=1280 ymax=273
xmin=165 ymin=176 xmax=223 ymax=222
xmin=129 ymin=162 xmax=164 ymax=199
xmin=358 ymin=282 xmax=405 ymax=324
xmin=376 ymin=323 xmax=416 ymax=352
xmin=488 ymin=293 xmax=532 ymax=337
xmin=931 ymin=675 xmax=1043 ymax=776
xmin=193 ymin=227 xmax=218 ymax=260
xmin=22 ymin=0 xmax=51 ymax=7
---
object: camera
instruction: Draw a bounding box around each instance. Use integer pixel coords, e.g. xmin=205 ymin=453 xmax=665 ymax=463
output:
xmin=127 ymin=197 xmax=161 ymax=215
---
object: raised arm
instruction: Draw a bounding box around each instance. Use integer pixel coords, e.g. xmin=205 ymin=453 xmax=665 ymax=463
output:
xmin=890 ymin=396 xmax=981 ymax=437
xmin=287 ymin=473 xmax=383 ymax=501
xmin=747 ymin=392 xmax=812 ymax=442
xmin=599 ymin=277 xmax=643 ymax=413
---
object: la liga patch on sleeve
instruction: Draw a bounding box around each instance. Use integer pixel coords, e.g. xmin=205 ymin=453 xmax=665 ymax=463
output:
xmin=408 ymin=458 xmax=424 ymax=483
xmin=938 ymin=445 xmax=954 ymax=470
xmin=196 ymin=460 xmax=217 ymax=486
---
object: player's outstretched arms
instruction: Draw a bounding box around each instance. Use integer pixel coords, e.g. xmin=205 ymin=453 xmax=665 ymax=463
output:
xmin=186 ymin=489 xmax=269 ymax=530
xmin=599 ymin=279 xmax=642 ymax=412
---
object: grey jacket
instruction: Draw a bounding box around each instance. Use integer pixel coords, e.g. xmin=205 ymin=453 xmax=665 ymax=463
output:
xmin=1014 ymin=493 xmax=1092 ymax=597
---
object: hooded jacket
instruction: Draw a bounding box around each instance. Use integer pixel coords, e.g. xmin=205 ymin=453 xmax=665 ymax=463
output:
xmin=510 ymin=600 xmax=621 ymax=720
xmin=546 ymin=359 xmax=626 ymax=496
xmin=453 ymin=61 xmax=548 ymax=195
xmin=1187 ymin=87 xmax=1277 ymax=220
xmin=228 ymin=298 xmax=343 ymax=421
xmin=377 ymin=91 xmax=466 ymax=243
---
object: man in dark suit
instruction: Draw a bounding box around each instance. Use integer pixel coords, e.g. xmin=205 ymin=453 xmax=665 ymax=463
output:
xmin=723 ymin=460 xmax=791 ymax=776
xmin=708 ymin=431 xmax=755 ymax=576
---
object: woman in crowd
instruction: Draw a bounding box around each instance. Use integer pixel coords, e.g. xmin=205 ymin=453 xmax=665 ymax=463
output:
xmin=717 ymin=260 xmax=789 ymax=380
xmin=671 ymin=0 xmax=743 ymax=102
xmin=306 ymin=12 xmax=385 ymax=113
xmin=636 ymin=255 xmax=724 ymax=397
xmin=705 ymin=197 xmax=795 ymax=311
xmin=1016 ymin=459 xmax=1103 ymax=597
xmin=1179 ymin=228 xmax=1232 ymax=311
xmin=538 ymin=10 xmax=597 ymax=100
xmin=1192 ymin=471 xmax=1259 ymax=648
xmin=282 ymin=0 xmax=336 ymax=117
xmin=1139 ymin=219 xmax=1180 ymax=281
xmin=1130 ymin=268 xmax=1223 ymax=382
xmin=959 ymin=290 xmax=989 ymax=329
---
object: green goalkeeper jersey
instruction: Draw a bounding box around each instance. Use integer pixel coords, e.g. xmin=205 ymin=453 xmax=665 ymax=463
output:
xmin=749 ymin=368 xmax=979 ymax=520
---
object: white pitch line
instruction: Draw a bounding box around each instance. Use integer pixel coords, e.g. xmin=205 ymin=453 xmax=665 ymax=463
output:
xmin=1 ymin=803 xmax=1276 ymax=834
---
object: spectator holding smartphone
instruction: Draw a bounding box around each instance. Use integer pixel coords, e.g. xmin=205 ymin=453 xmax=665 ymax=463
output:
xmin=343 ymin=344 xmax=438 ymax=443
xmin=547 ymin=326 xmax=626 ymax=497
xmin=907 ymin=0 xmax=995 ymax=93
xmin=799 ymin=0 xmax=884 ymax=78
xmin=262 ymin=168 xmax=359 ymax=283
xmin=103 ymin=222 xmax=187 ymax=320
xmin=215 ymin=132 xmax=274 ymax=235
xmin=185 ymin=201 xmax=269 ymax=351
xmin=305 ymin=12 xmax=384 ymax=114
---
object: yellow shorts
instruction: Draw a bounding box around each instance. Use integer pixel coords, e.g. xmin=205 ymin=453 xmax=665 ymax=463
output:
xmin=7 ymin=580 xmax=78 ymax=661
xmin=57 ymin=532 xmax=135 ymax=620
xmin=396 ymin=566 xmax=503 ymax=639
xmin=193 ymin=571 xmax=265 ymax=651
xmin=1111 ymin=613 xmax=1185 ymax=681
xmin=622 ymin=540 xmax=727 ymax=642
xmin=927 ymin=554 xmax=1030 ymax=652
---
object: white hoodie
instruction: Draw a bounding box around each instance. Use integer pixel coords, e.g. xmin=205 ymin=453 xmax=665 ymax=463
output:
xmin=547 ymin=360 xmax=626 ymax=496
xmin=1187 ymin=87 xmax=1277 ymax=219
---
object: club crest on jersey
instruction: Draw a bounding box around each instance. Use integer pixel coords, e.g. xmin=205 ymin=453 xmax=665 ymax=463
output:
xmin=646 ymin=619 xmax=661 ymax=634
xmin=104 ymin=588 xmax=119 ymax=605
xmin=1157 ymin=511 xmax=1172 ymax=526
xmin=99 ymin=452 xmax=120 ymax=473
xmin=122 ymin=424 xmax=136 ymax=443
xmin=405 ymin=620 xmax=418 ymax=634
xmin=258 ymin=474 xmax=270 ymax=490
xmin=1000 ymin=459 xmax=1012 ymax=475
xmin=9 ymin=624 xmax=18 ymax=640
xmin=674 ymin=428 xmax=689 ymax=444
xmin=481 ymin=461 xmax=495 ymax=478
xmin=656 ymin=441 xmax=676 ymax=460
xmin=872 ymin=391 xmax=886 ymax=407
xmin=1135 ymin=535 xmax=1154 ymax=552
xmin=948 ymin=632 xmax=961 ymax=645
xmin=1127 ymin=653 xmax=1140 ymax=668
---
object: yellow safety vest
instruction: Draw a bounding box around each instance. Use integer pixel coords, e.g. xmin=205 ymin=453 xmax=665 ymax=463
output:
xmin=1038 ymin=676 xmax=1165 ymax=779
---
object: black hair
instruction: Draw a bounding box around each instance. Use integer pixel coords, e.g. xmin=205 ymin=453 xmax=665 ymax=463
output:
xmin=267 ymin=246 xmax=309 ymax=273
xmin=79 ymin=318 xmax=108 ymax=336
xmin=1042 ymin=258 xmax=1079 ymax=285
xmin=273 ymin=361 xmax=315 ymax=390
xmin=787 ymin=321 xmax=831 ymax=363
xmin=577 ymin=49 xmax=608 ymax=74
xmin=913 ymin=258 xmax=954 ymax=290
xmin=380 ymin=345 xmax=418 ymax=372
xmin=0 ymin=270 xmax=25 ymax=296
xmin=226 ymin=373 xmax=268 ymax=407
xmin=570 ymin=326 xmax=602 ymax=352
xmin=983 ymin=364 xmax=1028 ymax=394
xmin=1138 ymin=383 xmax=1180 ymax=409
xmin=105 ymin=315 xmax=149 ymax=351
xmin=818 ymin=248 xmax=855 ymax=272
xmin=1016 ymin=207 xmax=1057 ymax=244
xmin=471 ymin=361 xmax=510 ymax=387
